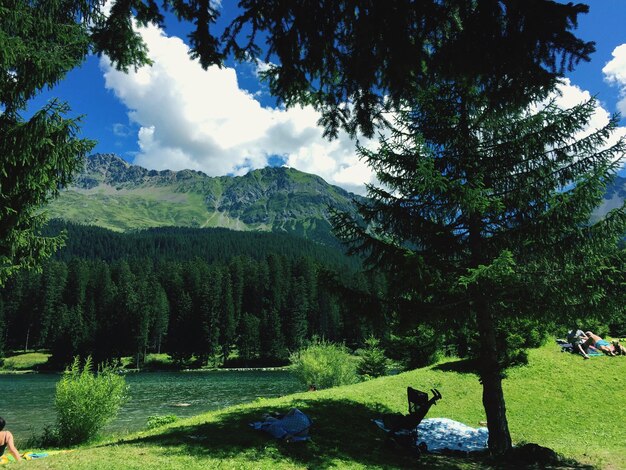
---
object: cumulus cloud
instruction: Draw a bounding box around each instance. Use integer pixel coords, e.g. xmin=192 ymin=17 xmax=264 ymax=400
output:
xmin=552 ymin=78 xmax=626 ymax=151
xmin=100 ymin=19 xmax=626 ymax=194
xmin=100 ymin=23 xmax=374 ymax=194
xmin=603 ymin=44 xmax=626 ymax=116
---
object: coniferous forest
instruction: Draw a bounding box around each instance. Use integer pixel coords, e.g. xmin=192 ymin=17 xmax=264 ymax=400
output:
xmin=0 ymin=221 xmax=389 ymax=368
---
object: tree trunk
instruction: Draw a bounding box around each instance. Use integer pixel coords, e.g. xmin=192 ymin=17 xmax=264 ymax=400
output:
xmin=462 ymin=91 xmax=512 ymax=454
xmin=476 ymin=301 xmax=512 ymax=454
xmin=24 ymin=326 xmax=30 ymax=352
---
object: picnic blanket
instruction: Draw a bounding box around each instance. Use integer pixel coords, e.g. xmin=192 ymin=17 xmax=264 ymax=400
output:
xmin=1 ymin=452 xmax=49 ymax=465
xmin=374 ymin=417 xmax=489 ymax=453
xmin=250 ymin=408 xmax=312 ymax=442
xmin=557 ymin=341 xmax=603 ymax=356
xmin=415 ymin=418 xmax=489 ymax=452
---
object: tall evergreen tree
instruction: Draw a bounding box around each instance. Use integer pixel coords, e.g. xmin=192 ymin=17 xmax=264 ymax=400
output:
xmin=260 ymin=307 xmax=285 ymax=361
xmin=0 ymin=1 xmax=95 ymax=284
xmin=38 ymin=261 xmax=68 ymax=349
xmin=147 ymin=279 xmax=169 ymax=355
xmin=218 ymin=268 xmax=236 ymax=362
xmin=334 ymin=89 xmax=626 ymax=452
xmin=89 ymin=261 xmax=117 ymax=363
xmin=196 ymin=265 xmax=223 ymax=365
xmin=285 ymin=276 xmax=309 ymax=351
xmin=168 ymin=290 xmax=194 ymax=365
xmin=111 ymin=260 xmax=139 ymax=357
xmin=238 ymin=313 xmax=261 ymax=362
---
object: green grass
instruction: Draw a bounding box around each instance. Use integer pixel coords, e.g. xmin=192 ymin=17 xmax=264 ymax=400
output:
xmin=20 ymin=343 xmax=625 ymax=469
xmin=1 ymin=351 xmax=51 ymax=371
xmin=46 ymin=190 xmax=219 ymax=232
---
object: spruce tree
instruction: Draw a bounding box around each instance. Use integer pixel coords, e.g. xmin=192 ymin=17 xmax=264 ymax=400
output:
xmin=219 ymin=268 xmax=236 ymax=362
xmin=238 ymin=313 xmax=261 ymax=362
xmin=334 ymin=88 xmax=626 ymax=452
xmin=0 ymin=1 xmax=94 ymax=283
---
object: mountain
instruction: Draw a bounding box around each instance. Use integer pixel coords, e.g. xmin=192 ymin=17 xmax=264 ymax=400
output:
xmin=45 ymin=154 xmax=625 ymax=243
xmin=45 ymin=153 xmax=363 ymax=245
xmin=593 ymin=175 xmax=626 ymax=221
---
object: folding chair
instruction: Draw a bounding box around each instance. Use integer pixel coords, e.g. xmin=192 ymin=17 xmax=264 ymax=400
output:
xmin=375 ymin=387 xmax=442 ymax=455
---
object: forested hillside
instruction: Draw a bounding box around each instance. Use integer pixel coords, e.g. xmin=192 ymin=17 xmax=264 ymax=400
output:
xmin=0 ymin=223 xmax=388 ymax=368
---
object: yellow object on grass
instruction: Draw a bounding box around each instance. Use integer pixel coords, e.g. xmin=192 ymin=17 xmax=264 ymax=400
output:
xmin=1 ymin=450 xmax=72 ymax=464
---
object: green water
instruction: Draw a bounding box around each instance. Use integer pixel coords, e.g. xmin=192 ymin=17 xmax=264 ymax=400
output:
xmin=0 ymin=370 xmax=301 ymax=443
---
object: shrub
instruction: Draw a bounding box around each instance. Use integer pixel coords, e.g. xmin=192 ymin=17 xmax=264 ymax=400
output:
xmin=289 ymin=339 xmax=358 ymax=389
xmin=146 ymin=415 xmax=179 ymax=430
xmin=53 ymin=356 xmax=128 ymax=445
xmin=356 ymin=337 xmax=388 ymax=379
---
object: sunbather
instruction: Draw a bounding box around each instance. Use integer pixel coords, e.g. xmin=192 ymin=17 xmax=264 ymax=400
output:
xmin=0 ymin=417 xmax=21 ymax=462
xmin=585 ymin=332 xmax=619 ymax=356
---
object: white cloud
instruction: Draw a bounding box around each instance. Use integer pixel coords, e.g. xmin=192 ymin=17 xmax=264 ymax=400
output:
xmin=553 ymin=79 xmax=626 ymax=152
xmin=100 ymin=23 xmax=374 ymax=194
xmin=100 ymin=20 xmax=626 ymax=195
xmin=603 ymin=44 xmax=626 ymax=116
xmin=112 ymin=123 xmax=132 ymax=137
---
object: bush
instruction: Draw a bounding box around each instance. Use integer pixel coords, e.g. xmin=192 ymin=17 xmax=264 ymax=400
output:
xmin=146 ymin=415 xmax=179 ymax=430
xmin=356 ymin=337 xmax=388 ymax=379
xmin=53 ymin=356 xmax=128 ymax=445
xmin=289 ymin=339 xmax=358 ymax=389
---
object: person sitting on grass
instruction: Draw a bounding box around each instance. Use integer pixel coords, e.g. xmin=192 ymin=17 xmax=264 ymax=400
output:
xmin=585 ymin=331 xmax=620 ymax=356
xmin=0 ymin=417 xmax=22 ymax=462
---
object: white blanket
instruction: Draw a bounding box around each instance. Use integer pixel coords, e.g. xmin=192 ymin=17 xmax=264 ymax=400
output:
xmin=416 ymin=418 xmax=489 ymax=452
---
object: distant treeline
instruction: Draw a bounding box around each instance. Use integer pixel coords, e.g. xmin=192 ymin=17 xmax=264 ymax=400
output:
xmin=0 ymin=222 xmax=389 ymax=367
xmin=44 ymin=220 xmax=360 ymax=269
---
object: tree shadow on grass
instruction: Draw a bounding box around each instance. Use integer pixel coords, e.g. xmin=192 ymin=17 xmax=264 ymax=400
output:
xmin=102 ymin=397 xmax=596 ymax=469
xmin=432 ymin=358 xmax=480 ymax=375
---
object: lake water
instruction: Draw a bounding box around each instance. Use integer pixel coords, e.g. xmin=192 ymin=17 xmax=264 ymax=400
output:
xmin=0 ymin=370 xmax=301 ymax=443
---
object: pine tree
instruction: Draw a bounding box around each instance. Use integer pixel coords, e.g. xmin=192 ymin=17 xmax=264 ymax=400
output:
xmin=0 ymin=1 xmax=94 ymax=283
xmin=285 ymin=276 xmax=309 ymax=351
xmin=219 ymin=268 xmax=236 ymax=362
xmin=196 ymin=266 xmax=222 ymax=365
xmin=334 ymin=88 xmax=626 ymax=452
xmin=168 ymin=290 xmax=194 ymax=365
xmin=38 ymin=261 xmax=68 ymax=349
xmin=89 ymin=261 xmax=116 ymax=363
xmin=148 ymin=281 xmax=169 ymax=355
xmin=238 ymin=313 xmax=261 ymax=362
xmin=260 ymin=307 xmax=285 ymax=361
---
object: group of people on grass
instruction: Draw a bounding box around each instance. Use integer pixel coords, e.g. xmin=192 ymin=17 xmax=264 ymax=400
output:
xmin=567 ymin=329 xmax=626 ymax=359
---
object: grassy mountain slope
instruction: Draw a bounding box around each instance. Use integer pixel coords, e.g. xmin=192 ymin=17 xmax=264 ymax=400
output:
xmin=593 ymin=175 xmax=626 ymax=222
xmin=45 ymin=154 xmax=361 ymax=245
xmin=21 ymin=342 xmax=625 ymax=469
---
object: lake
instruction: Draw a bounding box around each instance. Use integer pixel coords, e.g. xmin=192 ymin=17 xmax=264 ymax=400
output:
xmin=0 ymin=370 xmax=301 ymax=443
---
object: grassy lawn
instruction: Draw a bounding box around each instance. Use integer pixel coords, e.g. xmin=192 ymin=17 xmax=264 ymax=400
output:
xmin=16 ymin=342 xmax=626 ymax=469
xmin=0 ymin=351 xmax=51 ymax=371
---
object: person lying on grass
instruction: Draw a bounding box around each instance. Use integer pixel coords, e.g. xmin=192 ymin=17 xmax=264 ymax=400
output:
xmin=567 ymin=329 xmax=590 ymax=359
xmin=585 ymin=332 xmax=626 ymax=356
xmin=0 ymin=417 xmax=21 ymax=462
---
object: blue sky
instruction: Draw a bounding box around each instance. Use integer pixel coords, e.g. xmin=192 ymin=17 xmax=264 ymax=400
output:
xmin=28 ymin=0 xmax=626 ymax=193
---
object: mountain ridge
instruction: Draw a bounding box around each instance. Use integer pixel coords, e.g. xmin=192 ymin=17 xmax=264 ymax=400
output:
xmin=46 ymin=153 xmax=362 ymax=245
xmin=46 ymin=154 xmax=626 ymax=241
